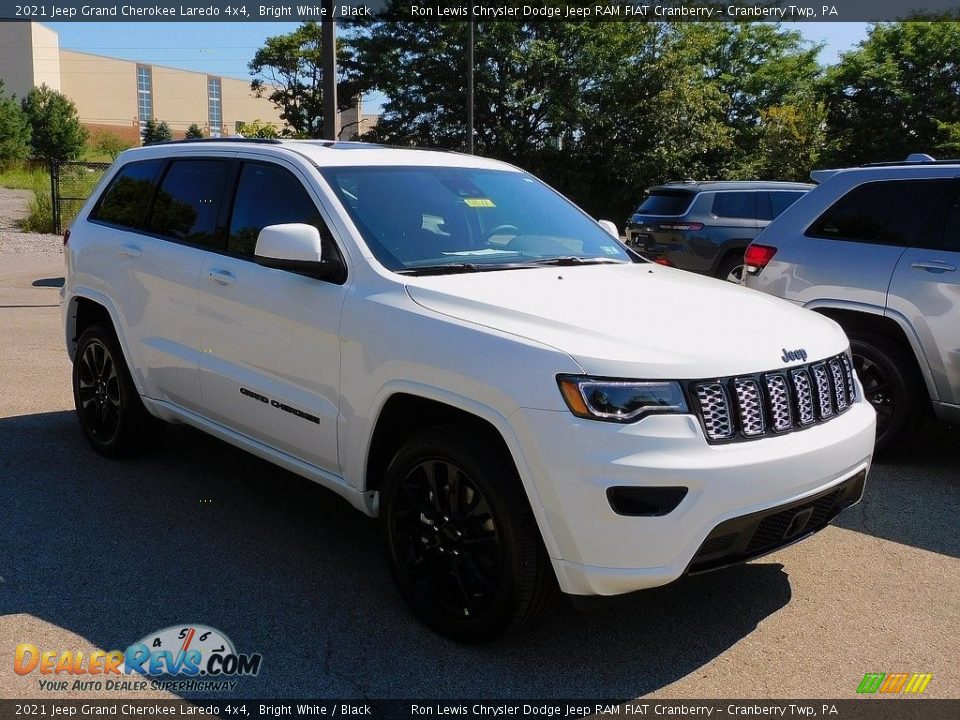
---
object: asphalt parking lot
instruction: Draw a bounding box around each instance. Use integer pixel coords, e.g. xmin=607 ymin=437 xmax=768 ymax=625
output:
xmin=1 ymin=250 xmax=958 ymax=701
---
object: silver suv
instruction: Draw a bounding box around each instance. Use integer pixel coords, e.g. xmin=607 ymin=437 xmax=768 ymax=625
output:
xmin=745 ymin=155 xmax=960 ymax=452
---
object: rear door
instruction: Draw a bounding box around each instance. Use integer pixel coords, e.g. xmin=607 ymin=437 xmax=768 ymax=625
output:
xmin=197 ymin=158 xmax=348 ymax=475
xmin=886 ymin=179 xmax=960 ymax=407
xmin=784 ymin=179 xmax=953 ymax=308
xmin=84 ymin=156 xmax=232 ymax=412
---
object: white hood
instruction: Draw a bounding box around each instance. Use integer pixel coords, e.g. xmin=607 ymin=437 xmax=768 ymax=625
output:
xmin=404 ymin=263 xmax=849 ymax=379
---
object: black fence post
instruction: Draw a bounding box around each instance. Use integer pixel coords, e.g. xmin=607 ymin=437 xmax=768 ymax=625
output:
xmin=49 ymin=159 xmax=61 ymax=236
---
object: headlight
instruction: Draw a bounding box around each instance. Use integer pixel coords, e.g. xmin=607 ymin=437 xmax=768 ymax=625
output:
xmin=556 ymin=375 xmax=688 ymax=423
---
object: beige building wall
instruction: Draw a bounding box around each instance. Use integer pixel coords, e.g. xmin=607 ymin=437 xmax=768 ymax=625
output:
xmin=221 ymin=77 xmax=282 ymax=135
xmin=0 ymin=22 xmax=60 ymax=98
xmin=30 ymin=23 xmax=61 ymax=92
xmin=152 ymin=66 xmax=209 ymax=135
xmin=60 ymin=50 xmax=138 ymax=132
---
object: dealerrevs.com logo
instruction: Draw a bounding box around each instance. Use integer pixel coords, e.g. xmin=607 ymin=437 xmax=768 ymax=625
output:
xmin=14 ymin=624 xmax=262 ymax=693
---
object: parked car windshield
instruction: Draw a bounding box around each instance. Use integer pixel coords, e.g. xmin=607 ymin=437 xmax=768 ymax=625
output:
xmin=636 ymin=191 xmax=694 ymax=216
xmin=321 ymin=166 xmax=632 ymax=274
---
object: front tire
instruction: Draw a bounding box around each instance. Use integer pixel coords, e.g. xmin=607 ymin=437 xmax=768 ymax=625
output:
xmin=73 ymin=324 xmax=159 ymax=457
xmin=381 ymin=428 xmax=556 ymax=643
xmin=848 ymin=331 xmax=924 ymax=454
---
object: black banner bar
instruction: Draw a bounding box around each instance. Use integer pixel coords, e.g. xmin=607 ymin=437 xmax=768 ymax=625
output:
xmin=1 ymin=700 xmax=959 ymax=720
xmin=2 ymin=0 xmax=960 ymax=23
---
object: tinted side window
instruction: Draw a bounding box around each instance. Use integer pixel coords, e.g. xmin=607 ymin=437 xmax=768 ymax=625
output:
xmin=944 ymin=190 xmax=960 ymax=252
xmin=712 ymin=192 xmax=756 ymax=219
xmin=808 ymin=179 xmax=952 ymax=247
xmin=147 ymin=159 xmax=230 ymax=249
xmin=636 ymin=191 xmax=694 ymax=216
xmin=90 ymin=159 xmax=164 ymax=229
xmin=770 ymin=191 xmax=806 ymax=218
xmin=228 ymin=163 xmax=329 ymax=257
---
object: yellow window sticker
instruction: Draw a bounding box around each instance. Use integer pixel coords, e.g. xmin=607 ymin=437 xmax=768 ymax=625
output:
xmin=464 ymin=198 xmax=496 ymax=208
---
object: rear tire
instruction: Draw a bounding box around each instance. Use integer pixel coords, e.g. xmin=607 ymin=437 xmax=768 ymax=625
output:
xmin=716 ymin=253 xmax=745 ymax=284
xmin=73 ymin=324 xmax=160 ymax=457
xmin=847 ymin=330 xmax=924 ymax=454
xmin=380 ymin=427 xmax=557 ymax=643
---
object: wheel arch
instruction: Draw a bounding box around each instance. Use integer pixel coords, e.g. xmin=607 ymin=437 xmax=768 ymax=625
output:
xmin=65 ymin=291 xmax=144 ymax=395
xmin=808 ymin=303 xmax=935 ymax=402
xmin=361 ymin=389 xmax=562 ymax=559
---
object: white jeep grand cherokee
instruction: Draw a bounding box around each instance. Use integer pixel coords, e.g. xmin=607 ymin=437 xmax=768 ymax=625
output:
xmin=62 ymin=140 xmax=876 ymax=642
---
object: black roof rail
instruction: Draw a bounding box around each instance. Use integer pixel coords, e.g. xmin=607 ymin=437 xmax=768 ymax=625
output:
xmin=150 ymin=137 xmax=284 ymax=146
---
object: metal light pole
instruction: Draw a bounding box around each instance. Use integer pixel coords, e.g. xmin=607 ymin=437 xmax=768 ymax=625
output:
xmin=467 ymin=12 xmax=474 ymax=154
xmin=322 ymin=0 xmax=339 ymax=141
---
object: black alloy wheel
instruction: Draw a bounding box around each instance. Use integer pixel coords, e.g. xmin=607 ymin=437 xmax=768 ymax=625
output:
xmin=381 ymin=428 xmax=556 ymax=643
xmin=76 ymin=338 xmax=122 ymax=444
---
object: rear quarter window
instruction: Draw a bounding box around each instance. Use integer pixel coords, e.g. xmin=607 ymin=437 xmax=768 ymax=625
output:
xmin=807 ymin=179 xmax=953 ymax=247
xmin=89 ymin=159 xmax=165 ymax=229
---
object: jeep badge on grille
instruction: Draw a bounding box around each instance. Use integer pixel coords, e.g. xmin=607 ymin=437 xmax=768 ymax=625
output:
xmin=781 ymin=347 xmax=808 ymax=363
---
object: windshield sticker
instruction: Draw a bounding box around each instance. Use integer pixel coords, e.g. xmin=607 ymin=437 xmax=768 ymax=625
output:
xmin=464 ymin=198 xmax=496 ymax=208
xmin=600 ymin=246 xmax=621 ymax=254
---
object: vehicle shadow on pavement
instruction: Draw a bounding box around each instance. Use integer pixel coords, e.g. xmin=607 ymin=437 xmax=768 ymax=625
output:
xmin=833 ymin=419 xmax=960 ymax=559
xmin=1 ymin=411 xmax=793 ymax=699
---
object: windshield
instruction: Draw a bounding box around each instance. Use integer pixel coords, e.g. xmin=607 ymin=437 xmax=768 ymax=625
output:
xmin=321 ymin=166 xmax=632 ymax=273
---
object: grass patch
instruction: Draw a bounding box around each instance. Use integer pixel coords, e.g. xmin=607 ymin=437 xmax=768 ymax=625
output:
xmin=0 ymin=162 xmax=105 ymax=234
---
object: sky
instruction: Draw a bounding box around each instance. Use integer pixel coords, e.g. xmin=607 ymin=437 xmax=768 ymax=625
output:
xmin=45 ymin=21 xmax=870 ymax=114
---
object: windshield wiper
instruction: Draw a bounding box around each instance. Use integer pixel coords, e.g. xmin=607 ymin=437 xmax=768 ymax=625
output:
xmin=397 ymin=263 xmax=483 ymax=276
xmin=523 ymin=256 xmax=626 ymax=266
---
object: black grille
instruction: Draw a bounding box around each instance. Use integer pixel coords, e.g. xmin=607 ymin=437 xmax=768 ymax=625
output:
xmin=690 ymin=352 xmax=857 ymax=444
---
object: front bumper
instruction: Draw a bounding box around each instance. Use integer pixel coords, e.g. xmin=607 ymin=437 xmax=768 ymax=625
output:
xmin=510 ymin=400 xmax=875 ymax=596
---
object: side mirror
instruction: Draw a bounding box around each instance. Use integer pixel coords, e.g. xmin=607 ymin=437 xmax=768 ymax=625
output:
xmin=255 ymin=223 xmax=332 ymax=279
xmin=598 ymin=219 xmax=619 ymax=238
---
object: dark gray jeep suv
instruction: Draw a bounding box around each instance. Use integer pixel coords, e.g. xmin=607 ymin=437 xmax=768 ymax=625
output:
xmin=625 ymin=180 xmax=812 ymax=282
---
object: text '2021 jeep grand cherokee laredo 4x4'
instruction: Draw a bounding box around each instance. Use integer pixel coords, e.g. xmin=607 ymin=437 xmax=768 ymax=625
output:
xmin=63 ymin=140 xmax=876 ymax=642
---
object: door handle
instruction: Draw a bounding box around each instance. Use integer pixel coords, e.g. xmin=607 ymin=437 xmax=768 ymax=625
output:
xmin=910 ymin=261 xmax=957 ymax=273
xmin=119 ymin=244 xmax=141 ymax=258
xmin=207 ymin=269 xmax=236 ymax=286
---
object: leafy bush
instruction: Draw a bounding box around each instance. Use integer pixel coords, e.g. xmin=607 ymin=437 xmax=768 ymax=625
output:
xmin=185 ymin=123 xmax=204 ymax=139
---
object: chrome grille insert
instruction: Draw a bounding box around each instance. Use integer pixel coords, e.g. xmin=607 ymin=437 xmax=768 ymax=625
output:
xmin=791 ymin=368 xmax=816 ymax=426
xmin=733 ymin=378 xmax=765 ymax=436
xmin=830 ymin=358 xmax=848 ymax=412
xmin=812 ymin=363 xmax=834 ymax=419
xmin=693 ymin=353 xmax=855 ymax=443
xmin=765 ymin=374 xmax=793 ymax=432
xmin=695 ymin=383 xmax=734 ymax=441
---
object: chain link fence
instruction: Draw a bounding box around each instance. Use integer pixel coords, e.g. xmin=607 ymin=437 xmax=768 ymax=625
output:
xmin=50 ymin=160 xmax=112 ymax=235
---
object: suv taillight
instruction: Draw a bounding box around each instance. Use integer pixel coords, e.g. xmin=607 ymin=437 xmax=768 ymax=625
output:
xmin=744 ymin=244 xmax=776 ymax=274
xmin=62 ymin=229 xmax=70 ymax=246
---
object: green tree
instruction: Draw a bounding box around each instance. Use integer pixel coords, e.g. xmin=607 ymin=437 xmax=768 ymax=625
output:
xmin=0 ymin=80 xmax=31 ymax=169
xmin=93 ymin=131 xmax=133 ymax=160
xmin=184 ymin=123 xmax=204 ymax=139
xmin=21 ymin=84 xmax=87 ymax=162
xmin=141 ymin=119 xmax=172 ymax=145
xmin=237 ymin=119 xmax=279 ymax=138
xmin=249 ymin=22 xmax=358 ymax=137
xmin=672 ymin=23 xmax=824 ymax=178
xmin=822 ymin=21 xmax=960 ymax=165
